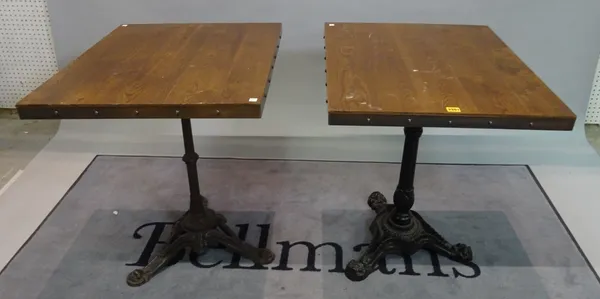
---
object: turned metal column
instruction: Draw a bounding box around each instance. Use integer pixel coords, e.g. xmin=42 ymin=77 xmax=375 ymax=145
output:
xmin=181 ymin=119 xmax=206 ymax=214
xmin=393 ymin=127 xmax=423 ymax=223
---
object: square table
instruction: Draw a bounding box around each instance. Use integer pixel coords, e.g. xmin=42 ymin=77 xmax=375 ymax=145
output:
xmin=16 ymin=22 xmax=282 ymax=287
xmin=324 ymin=22 xmax=576 ymax=281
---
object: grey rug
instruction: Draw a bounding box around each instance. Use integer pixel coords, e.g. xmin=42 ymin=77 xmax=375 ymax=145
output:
xmin=1 ymin=156 xmax=599 ymax=299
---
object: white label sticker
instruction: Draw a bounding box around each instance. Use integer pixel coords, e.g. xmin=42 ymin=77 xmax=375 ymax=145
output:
xmin=248 ymin=98 xmax=258 ymax=102
xmin=329 ymin=24 xmax=335 ymax=27
xmin=121 ymin=24 xmax=128 ymax=27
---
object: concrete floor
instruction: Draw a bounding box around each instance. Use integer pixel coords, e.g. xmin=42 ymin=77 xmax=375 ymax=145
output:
xmin=587 ymin=123 xmax=600 ymax=153
xmin=1 ymin=108 xmax=600 ymax=192
xmin=0 ymin=109 xmax=59 ymax=192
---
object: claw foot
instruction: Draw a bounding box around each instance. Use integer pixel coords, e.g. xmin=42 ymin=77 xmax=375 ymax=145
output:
xmin=126 ymin=269 xmax=150 ymax=287
xmin=368 ymin=191 xmax=387 ymax=211
xmin=344 ymin=260 xmax=369 ymax=282
xmin=453 ymin=243 xmax=473 ymax=262
xmin=258 ymin=248 xmax=276 ymax=264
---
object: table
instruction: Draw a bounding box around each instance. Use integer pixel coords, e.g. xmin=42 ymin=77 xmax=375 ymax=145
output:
xmin=324 ymin=23 xmax=576 ymax=281
xmin=16 ymin=22 xmax=282 ymax=287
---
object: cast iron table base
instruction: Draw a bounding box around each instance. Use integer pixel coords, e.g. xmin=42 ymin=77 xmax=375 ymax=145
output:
xmin=126 ymin=119 xmax=275 ymax=287
xmin=344 ymin=127 xmax=474 ymax=281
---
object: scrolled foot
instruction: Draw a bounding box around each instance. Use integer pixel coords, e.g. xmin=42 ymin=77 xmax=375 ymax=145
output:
xmin=344 ymin=239 xmax=392 ymax=281
xmin=425 ymin=241 xmax=473 ymax=263
xmin=412 ymin=211 xmax=473 ymax=263
xmin=344 ymin=259 xmax=369 ymax=282
xmin=451 ymin=243 xmax=473 ymax=262
xmin=125 ymin=233 xmax=192 ymax=287
xmin=126 ymin=253 xmax=172 ymax=287
xmin=367 ymin=191 xmax=388 ymax=211
xmin=258 ymin=248 xmax=276 ymax=264
xmin=126 ymin=269 xmax=150 ymax=287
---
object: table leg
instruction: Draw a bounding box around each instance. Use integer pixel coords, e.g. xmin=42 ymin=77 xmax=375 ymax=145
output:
xmin=344 ymin=127 xmax=473 ymax=282
xmin=126 ymin=119 xmax=275 ymax=287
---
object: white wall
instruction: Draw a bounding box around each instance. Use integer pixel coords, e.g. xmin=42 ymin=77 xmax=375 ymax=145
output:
xmin=585 ymin=58 xmax=600 ymax=124
xmin=0 ymin=0 xmax=57 ymax=109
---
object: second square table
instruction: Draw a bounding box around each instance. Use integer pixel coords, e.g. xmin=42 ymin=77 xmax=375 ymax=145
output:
xmin=324 ymin=22 xmax=576 ymax=281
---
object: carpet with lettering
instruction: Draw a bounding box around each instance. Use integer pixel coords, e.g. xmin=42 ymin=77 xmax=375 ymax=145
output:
xmin=0 ymin=156 xmax=598 ymax=299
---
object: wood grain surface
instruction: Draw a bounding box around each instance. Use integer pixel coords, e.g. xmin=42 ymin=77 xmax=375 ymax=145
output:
xmin=324 ymin=23 xmax=576 ymax=130
xmin=17 ymin=23 xmax=281 ymax=119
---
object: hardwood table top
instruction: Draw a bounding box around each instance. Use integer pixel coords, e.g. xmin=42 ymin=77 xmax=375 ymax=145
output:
xmin=16 ymin=23 xmax=281 ymax=119
xmin=324 ymin=23 xmax=576 ymax=130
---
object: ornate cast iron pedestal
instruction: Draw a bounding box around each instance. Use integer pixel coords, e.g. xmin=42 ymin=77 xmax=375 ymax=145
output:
xmin=126 ymin=119 xmax=275 ymax=287
xmin=344 ymin=127 xmax=473 ymax=282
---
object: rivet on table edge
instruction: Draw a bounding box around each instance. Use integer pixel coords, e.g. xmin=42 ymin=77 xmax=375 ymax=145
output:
xmin=367 ymin=117 xmax=371 ymax=123
xmin=135 ymin=110 xmax=139 ymax=116
xmin=54 ymin=110 xmax=59 ymax=116
xmin=176 ymin=110 xmax=180 ymax=116
xmin=94 ymin=110 xmax=99 ymax=116
xmin=408 ymin=118 xmax=412 ymax=123
xmin=448 ymin=120 xmax=452 ymax=125
xmin=488 ymin=120 xmax=493 ymax=125
xmin=529 ymin=122 xmax=534 ymax=127
xmin=216 ymin=110 xmax=220 ymax=115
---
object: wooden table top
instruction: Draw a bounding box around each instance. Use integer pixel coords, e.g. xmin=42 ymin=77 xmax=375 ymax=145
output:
xmin=324 ymin=23 xmax=576 ymax=130
xmin=16 ymin=23 xmax=281 ymax=119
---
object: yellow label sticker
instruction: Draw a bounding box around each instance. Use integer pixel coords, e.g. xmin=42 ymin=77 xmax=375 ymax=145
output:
xmin=446 ymin=107 xmax=461 ymax=113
